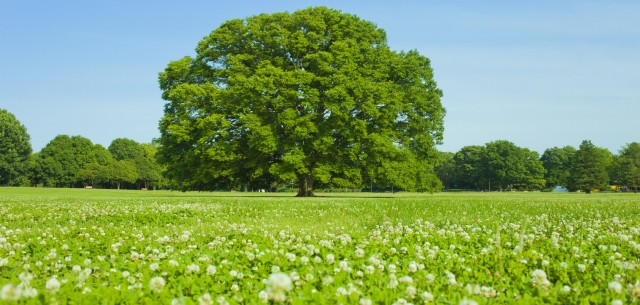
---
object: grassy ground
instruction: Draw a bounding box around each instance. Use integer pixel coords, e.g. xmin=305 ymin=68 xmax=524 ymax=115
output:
xmin=2 ymin=188 xmax=640 ymax=303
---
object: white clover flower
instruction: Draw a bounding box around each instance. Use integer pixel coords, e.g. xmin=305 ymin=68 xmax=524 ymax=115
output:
xmin=267 ymin=273 xmax=292 ymax=292
xmin=365 ymin=265 xmax=375 ymax=275
xmin=560 ymin=262 xmax=568 ymax=268
xmin=541 ymin=260 xmax=549 ymax=266
xmin=18 ymin=272 xmax=33 ymax=282
xmin=336 ymin=287 xmax=348 ymax=296
xmin=459 ymin=299 xmax=478 ymax=305
xmin=339 ymin=260 xmax=350 ymax=271
xmin=122 ymin=271 xmax=130 ymax=278
xmin=426 ymin=273 xmax=435 ymax=283
xmin=405 ymin=285 xmax=417 ymax=298
xmin=399 ymin=276 xmax=413 ymax=284
xmin=229 ymin=270 xmax=238 ymax=278
xmin=198 ymin=293 xmax=213 ymax=305
xmin=355 ymin=248 xmax=365 ymax=258
xmin=23 ymin=287 xmax=38 ymax=298
xmin=611 ymin=300 xmax=623 ymax=305
xmin=72 ymin=265 xmax=82 ymax=273
xmin=359 ymin=298 xmax=372 ymax=305
xmin=258 ymin=290 xmax=268 ymax=303
xmin=285 ymin=253 xmax=296 ymax=262
xmin=322 ymin=275 xmax=333 ymax=286
xmin=408 ymin=261 xmax=418 ymax=273
xmin=271 ymin=266 xmax=280 ymax=273
xmin=186 ymin=264 xmax=200 ymax=274
xmin=0 ymin=258 xmax=8 ymax=267
xmin=46 ymin=277 xmax=61 ymax=293
xmin=578 ymin=264 xmax=586 ymax=272
xmin=387 ymin=274 xmax=399 ymax=288
xmin=206 ymin=265 xmax=217 ymax=275
xmin=82 ymin=287 xmax=92 ymax=294
xmin=313 ymin=256 xmax=322 ymax=263
xmin=149 ymin=277 xmax=165 ymax=293
xmin=149 ymin=263 xmax=159 ymax=271
xmin=169 ymin=260 xmax=179 ymax=267
xmin=466 ymin=283 xmax=481 ymax=295
xmin=531 ymin=269 xmax=550 ymax=287
xmin=0 ymin=284 xmax=22 ymax=301
xmin=609 ymin=281 xmax=623 ymax=294
xmin=422 ymin=291 xmax=434 ymax=302
xmin=326 ymin=254 xmax=335 ymax=264
xmin=392 ymin=298 xmax=408 ymax=305
xmin=388 ymin=264 xmax=397 ymax=273
xmin=300 ymin=256 xmax=309 ymax=265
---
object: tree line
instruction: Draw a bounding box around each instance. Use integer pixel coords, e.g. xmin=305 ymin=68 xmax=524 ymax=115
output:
xmin=3 ymin=108 xmax=639 ymax=193
xmin=435 ymin=140 xmax=640 ymax=193
xmin=1 ymin=109 xmax=163 ymax=189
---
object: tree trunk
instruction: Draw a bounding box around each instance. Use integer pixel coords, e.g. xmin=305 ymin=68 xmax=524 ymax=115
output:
xmin=116 ymin=181 xmax=121 ymax=190
xmin=296 ymin=174 xmax=315 ymax=197
xmin=585 ymin=189 xmax=591 ymax=194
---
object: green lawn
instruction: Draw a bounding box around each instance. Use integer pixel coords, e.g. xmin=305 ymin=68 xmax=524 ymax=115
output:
xmin=1 ymin=188 xmax=639 ymax=304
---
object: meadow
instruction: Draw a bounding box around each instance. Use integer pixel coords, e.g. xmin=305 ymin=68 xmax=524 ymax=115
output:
xmin=0 ymin=188 xmax=639 ymax=304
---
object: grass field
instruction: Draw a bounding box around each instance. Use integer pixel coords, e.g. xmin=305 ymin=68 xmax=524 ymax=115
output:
xmin=1 ymin=188 xmax=639 ymax=304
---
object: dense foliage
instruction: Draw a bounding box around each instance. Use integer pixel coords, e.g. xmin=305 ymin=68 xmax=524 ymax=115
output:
xmin=29 ymin=136 xmax=162 ymax=190
xmin=156 ymin=7 xmax=445 ymax=196
xmin=0 ymin=109 xmax=32 ymax=186
xmin=1 ymin=192 xmax=640 ymax=304
xmin=438 ymin=141 xmax=544 ymax=191
xmin=436 ymin=140 xmax=639 ymax=193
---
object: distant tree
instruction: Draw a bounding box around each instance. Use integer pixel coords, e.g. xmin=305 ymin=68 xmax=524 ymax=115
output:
xmin=106 ymin=160 xmax=137 ymax=189
xmin=567 ymin=140 xmax=610 ymax=193
xmin=520 ymin=148 xmax=546 ymax=189
xmin=619 ymin=142 xmax=640 ymax=192
xmin=481 ymin=140 xmax=544 ymax=191
xmin=77 ymin=162 xmax=104 ymax=187
xmin=108 ymin=138 xmax=143 ymax=161
xmin=482 ymin=140 xmax=524 ymax=190
xmin=133 ymin=156 xmax=161 ymax=189
xmin=0 ymin=109 xmax=32 ymax=185
xmin=37 ymin=135 xmax=79 ymax=187
xmin=608 ymin=154 xmax=623 ymax=189
xmin=435 ymin=151 xmax=456 ymax=190
xmin=93 ymin=144 xmax=113 ymax=166
xmin=34 ymin=135 xmax=114 ymax=187
xmin=540 ymin=146 xmax=576 ymax=188
xmin=453 ymin=145 xmax=485 ymax=189
xmin=156 ymin=7 xmax=445 ymax=196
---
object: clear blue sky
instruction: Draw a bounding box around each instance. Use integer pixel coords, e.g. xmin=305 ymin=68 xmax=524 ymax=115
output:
xmin=1 ymin=0 xmax=638 ymax=154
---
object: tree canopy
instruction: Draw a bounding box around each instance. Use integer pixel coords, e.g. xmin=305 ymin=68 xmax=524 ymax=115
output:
xmin=0 ymin=109 xmax=32 ymax=185
xmin=619 ymin=142 xmax=640 ymax=192
xmin=540 ymin=146 xmax=576 ymax=188
xmin=567 ymin=140 xmax=610 ymax=193
xmin=156 ymin=7 xmax=445 ymax=196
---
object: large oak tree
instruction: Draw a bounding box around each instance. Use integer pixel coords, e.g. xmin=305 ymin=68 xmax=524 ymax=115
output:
xmin=157 ymin=7 xmax=445 ymax=196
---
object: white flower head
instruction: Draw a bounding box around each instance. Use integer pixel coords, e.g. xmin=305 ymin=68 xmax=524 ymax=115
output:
xmin=198 ymin=293 xmax=213 ymax=305
xmin=46 ymin=277 xmax=61 ymax=293
xmin=609 ymin=281 xmax=623 ymax=294
xmin=266 ymin=273 xmax=292 ymax=292
xmin=206 ymin=265 xmax=217 ymax=275
xmin=149 ymin=277 xmax=165 ymax=293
